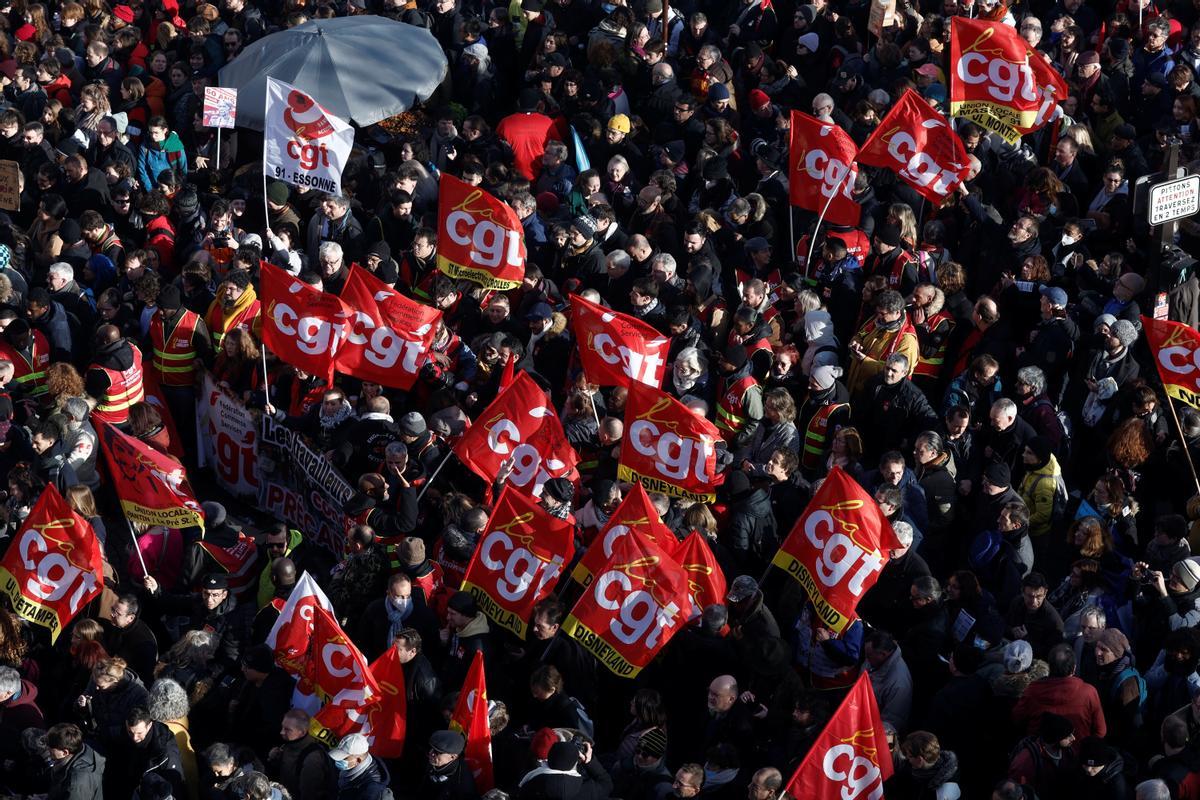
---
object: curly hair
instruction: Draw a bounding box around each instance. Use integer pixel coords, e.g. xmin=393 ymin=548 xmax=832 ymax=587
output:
xmin=1107 ymin=417 xmax=1154 ymax=468
xmin=148 ymin=678 xmax=190 ymax=723
xmin=0 ymin=610 xmax=28 ymax=667
xmin=46 ymin=362 xmax=85 ymax=401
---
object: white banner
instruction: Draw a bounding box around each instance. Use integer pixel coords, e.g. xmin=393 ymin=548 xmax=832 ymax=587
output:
xmin=263 ymin=77 xmax=353 ymax=195
xmin=198 ymin=375 xmax=258 ymax=498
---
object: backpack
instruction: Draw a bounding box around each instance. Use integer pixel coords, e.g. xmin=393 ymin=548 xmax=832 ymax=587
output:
xmin=1033 ymin=398 xmax=1073 ymax=462
xmin=1112 ymin=666 xmax=1148 ymax=712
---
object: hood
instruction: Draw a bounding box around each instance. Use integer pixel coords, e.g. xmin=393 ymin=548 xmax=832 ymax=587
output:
xmin=546 ymin=311 xmax=569 ymax=338
xmin=65 ymin=745 xmax=105 ymax=776
xmin=804 ymin=310 xmax=836 ymax=345
xmin=924 ymin=287 xmax=946 ymax=316
xmin=442 ymin=524 xmax=479 ymax=561
xmin=459 ymin=612 xmax=490 ymax=638
xmin=4 ymin=678 xmax=39 ymax=709
xmin=94 ymin=338 xmax=135 ymax=370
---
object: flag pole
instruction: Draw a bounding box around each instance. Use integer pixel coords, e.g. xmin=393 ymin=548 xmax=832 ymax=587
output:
xmin=803 ymin=189 xmax=839 ymax=280
xmin=215 ymin=128 xmax=222 ymax=177
xmin=1165 ymin=393 xmax=1200 ymax=496
xmin=417 ymin=452 xmax=454 ymax=501
xmin=261 ymin=344 xmax=270 ymax=396
xmin=127 ymin=517 xmax=151 ymax=581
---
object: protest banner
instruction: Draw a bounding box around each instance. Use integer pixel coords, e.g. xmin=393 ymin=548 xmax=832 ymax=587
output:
xmin=203 ymin=86 xmax=238 ymax=129
xmin=97 ymin=421 xmax=205 ymax=529
xmin=199 ymin=375 xmax=258 ymax=498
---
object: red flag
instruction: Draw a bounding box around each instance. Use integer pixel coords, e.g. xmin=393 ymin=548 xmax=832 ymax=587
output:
xmin=783 ymin=673 xmax=894 ymax=800
xmin=563 ymin=530 xmax=693 ymax=677
xmin=788 ymin=112 xmax=861 ymax=227
xmin=140 ymin=367 xmax=186 ymax=460
xmin=497 ymin=351 xmax=516 ymax=392
xmin=260 ymin=262 xmax=353 ymax=380
xmin=675 ymin=532 xmax=727 ymax=614
xmin=857 ymin=89 xmax=970 ymax=204
xmin=0 ymin=485 xmax=103 ymax=641
xmin=306 ymin=605 xmax=382 ymax=709
xmin=365 ymin=645 xmax=407 ymax=757
xmin=1143 ymin=315 xmax=1200 ymax=409
xmin=950 ymin=18 xmax=1069 ymax=144
xmin=339 ymin=265 xmax=442 ymax=390
xmin=437 ymin=174 xmax=526 ymax=290
xmin=451 ymin=651 xmax=494 ymax=790
xmin=618 ymin=383 xmax=723 ymax=502
xmin=570 ymin=482 xmax=678 ymax=587
xmin=461 ymin=486 xmax=575 ymax=639
xmin=454 ymin=372 xmax=579 ymax=498
xmin=569 ymin=293 xmax=670 ymax=388
xmin=96 ymin=420 xmax=204 ymax=528
xmin=771 ymin=467 xmax=900 ymax=634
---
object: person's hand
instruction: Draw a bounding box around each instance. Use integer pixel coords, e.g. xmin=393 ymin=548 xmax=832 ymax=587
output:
xmin=814 ymin=627 xmax=832 ymax=642
xmin=1011 ymin=625 xmax=1028 ymax=639
xmin=76 ymin=694 xmax=90 ymax=708
xmin=728 ymin=23 xmax=740 ymax=37
xmin=1000 ymin=272 xmax=1015 ymax=288
xmin=439 ymin=627 xmax=451 ymax=644
xmin=143 ymin=575 xmax=159 ymax=594
xmin=958 ymin=479 xmax=972 ymax=496
xmin=269 ymin=746 xmax=282 ymax=761
xmin=740 ymin=690 xmax=756 ymax=704
xmin=1152 ymin=570 xmax=1168 ymax=596
xmin=195 ymin=156 xmax=209 ymax=169
xmin=496 ymin=457 xmax=515 ymax=483
xmin=740 ymin=459 xmax=753 ymax=472
xmin=580 ymin=741 xmax=594 ymax=764
xmin=264 ymin=401 xmax=277 ymax=416
xmin=752 ymin=704 xmax=768 ymax=720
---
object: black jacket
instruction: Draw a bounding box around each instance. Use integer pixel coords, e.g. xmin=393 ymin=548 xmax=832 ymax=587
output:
xmin=857 ymin=377 xmax=939 ymax=459
xmin=338 ymin=756 xmax=392 ymax=800
xmin=49 ymin=745 xmax=105 ymax=800
xmin=726 ymin=485 xmax=777 ymax=573
xmin=100 ymin=619 xmax=159 ymax=682
xmin=270 ymin=735 xmax=334 ymax=800
xmin=420 ymin=758 xmax=476 ymax=800
xmin=519 ymin=758 xmax=613 ymax=800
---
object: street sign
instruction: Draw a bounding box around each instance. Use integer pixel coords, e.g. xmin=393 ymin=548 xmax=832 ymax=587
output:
xmin=1148 ymin=174 xmax=1199 ymax=226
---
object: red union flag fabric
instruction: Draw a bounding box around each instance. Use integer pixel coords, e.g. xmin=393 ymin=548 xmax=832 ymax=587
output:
xmin=771 ymin=467 xmax=900 ymax=634
xmin=788 ymin=111 xmax=861 ymax=227
xmin=563 ymin=530 xmax=692 ymax=678
xmin=306 ymin=605 xmax=382 ymax=708
xmin=267 ymin=571 xmax=335 ymax=683
xmin=437 ymin=174 xmax=526 ymax=290
xmin=339 ymin=265 xmax=442 ymax=390
xmin=675 ymin=532 xmax=727 ymax=614
xmin=461 ymin=485 xmax=575 ymax=639
xmin=569 ymin=294 xmax=670 ymax=388
xmin=1143 ymin=315 xmax=1200 ymax=408
xmin=0 ymin=485 xmax=102 ymax=641
xmin=451 ymin=651 xmax=494 ymax=791
xmin=364 ymin=645 xmax=407 ymax=757
xmin=570 ymin=482 xmax=678 ymax=587
xmin=950 ymin=18 xmax=1069 ymax=144
xmin=261 ymin=262 xmax=353 ymax=380
xmin=618 ymin=382 xmax=723 ymax=502
xmin=784 ymin=673 xmax=894 ymax=800
xmin=857 ymin=89 xmax=970 ymax=204
xmin=454 ymin=371 xmax=579 ymax=498
xmin=96 ymin=420 xmax=204 ymax=528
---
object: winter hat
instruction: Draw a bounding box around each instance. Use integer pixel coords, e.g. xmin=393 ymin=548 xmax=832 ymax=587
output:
xmin=400 ymin=536 xmax=426 ymax=565
xmin=400 ymin=411 xmax=427 ymax=436
xmin=635 ymin=727 xmax=668 ymax=759
xmin=797 ymin=5 xmax=817 ymax=23
xmin=1097 ymin=628 xmax=1130 ymax=656
xmin=542 ymin=477 xmax=575 ymax=504
xmin=797 ymin=32 xmax=819 ymax=51
xmin=707 ymin=82 xmax=730 ymax=101
xmin=749 ymin=89 xmax=771 ymax=111
xmin=1174 ymin=559 xmax=1200 ymax=592
xmin=547 ymin=742 xmax=580 ymax=771
xmin=702 ymin=158 xmax=728 ymax=181
xmin=746 ymin=236 xmax=771 ymax=252
xmin=1027 ymin=436 xmax=1053 ymax=466
xmin=722 ymin=344 xmax=748 ymax=371
xmin=531 ymin=728 xmax=559 ymax=760
xmin=1078 ymin=50 xmax=1100 ymax=66
xmin=1039 ymin=712 xmax=1074 ymax=743
xmin=57 ymin=219 xmax=82 ymax=244
xmin=811 ymin=364 xmax=842 ymax=391
xmin=571 ymin=215 xmax=597 ymax=240
xmin=367 ymin=241 xmax=391 ymax=261
xmin=875 ymin=225 xmax=902 ymax=247
xmin=915 ymin=63 xmax=940 ymax=77
xmin=1110 ymin=319 xmax=1138 ymax=347
xmin=447 ymin=590 xmax=479 ymax=617
xmin=201 ymin=501 xmax=227 ymax=528
xmin=1004 ymin=640 xmax=1033 ymax=673
xmin=724 ymin=469 xmax=751 ymax=500
xmin=113 ymin=4 xmax=135 ymax=22
xmin=982 ymin=461 xmax=1011 ymax=488
xmin=968 ymin=529 xmax=1002 ymax=568
xmin=266 ymin=181 xmax=290 ymax=205
xmin=607 ymin=114 xmax=631 ymax=134
xmin=157 ymin=285 xmax=182 ymax=310
xmin=1158 ymin=514 xmax=1188 ymax=541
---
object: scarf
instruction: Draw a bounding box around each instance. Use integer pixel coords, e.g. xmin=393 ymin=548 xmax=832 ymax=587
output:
xmin=911 ymin=750 xmax=959 ymax=788
xmin=385 ymin=597 xmax=412 ymax=646
xmin=1097 ymin=651 xmax=1133 ymax=681
xmin=320 ymin=401 xmax=354 ymax=430
xmin=673 ymin=365 xmax=700 ymax=393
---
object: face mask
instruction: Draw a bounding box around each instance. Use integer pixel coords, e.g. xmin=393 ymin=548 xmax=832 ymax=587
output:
xmin=333 ymin=759 xmax=351 ymax=771
xmin=388 ymin=597 xmax=411 ymax=614
xmin=1061 ymin=234 xmax=1077 ymax=246
xmin=1048 ymin=204 xmax=1058 ymax=216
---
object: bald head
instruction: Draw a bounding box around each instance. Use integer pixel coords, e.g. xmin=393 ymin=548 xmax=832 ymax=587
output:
xmin=271 ymin=558 xmax=296 ymax=588
xmin=752 ymin=768 xmax=783 ymax=798
xmin=707 ymin=675 xmax=737 ymax=713
xmin=96 ymin=324 xmax=120 ymax=345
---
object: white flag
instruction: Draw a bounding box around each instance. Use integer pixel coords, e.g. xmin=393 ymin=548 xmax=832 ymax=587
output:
xmin=263 ymin=77 xmax=354 ymax=196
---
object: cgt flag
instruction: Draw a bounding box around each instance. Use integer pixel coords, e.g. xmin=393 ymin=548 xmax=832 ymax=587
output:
xmin=675 ymin=532 xmax=727 ymax=615
xmin=261 ymin=262 xmax=353 ymax=381
xmin=563 ymin=530 xmax=692 ymax=678
xmin=771 ymin=466 xmax=900 ymax=634
xmin=788 ymin=111 xmax=861 ymax=227
xmin=461 ymin=486 xmax=575 ymax=639
xmin=1143 ymin=315 xmax=1200 ymax=408
xmin=339 ymin=265 xmax=442 ymax=390
xmin=950 ymin=18 xmax=1069 ymax=144
xmin=570 ymin=482 xmax=678 ymax=587
xmin=263 ymin=77 xmax=355 ymax=195
xmin=783 ymin=673 xmax=894 ymax=800
xmin=451 ymin=651 xmax=494 ymax=791
xmin=96 ymin=420 xmax=204 ymax=528
xmin=0 ymin=485 xmax=102 ymax=642
xmin=619 ymin=383 xmax=723 ymax=502
xmin=454 ymin=371 xmax=579 ymax=498
xmin=569 ymin=293 xmax=670 ymax=388
xmin=437 ymin=173 xmax=526 ymax=290
xmin=267 ymin=571 xmax=335 ymax=712
xmin=857 ymin=89 xmax=970 ymax=205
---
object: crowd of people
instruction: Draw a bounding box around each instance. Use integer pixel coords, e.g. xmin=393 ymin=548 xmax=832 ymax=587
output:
xmin=0 ymin=0 xmax=1197 ymax=797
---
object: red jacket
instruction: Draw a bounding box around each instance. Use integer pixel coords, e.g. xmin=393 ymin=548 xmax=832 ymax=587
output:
xmin=1012 ymin=675 xmax=1107 ymax=739
xmin=495 ymin=111 xmax=567 ymax=180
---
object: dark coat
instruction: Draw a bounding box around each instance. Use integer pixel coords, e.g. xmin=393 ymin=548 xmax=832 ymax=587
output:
xmin=270 ymin=735 xmax=334 ymax=800
xmin=100 ymin=619 xmax=159 ymax=682
xmin=49 ymin=745 xmax=105 ymax=800
xmin=518 ymin=758 xmax=614 ymax=800
xmin=337 ymin=756 xmax=391 ymax=800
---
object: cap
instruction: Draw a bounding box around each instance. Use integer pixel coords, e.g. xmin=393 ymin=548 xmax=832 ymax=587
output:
xmin=915 ymin=63 xmax=940 ymax=77
xmin=1114 ymin=123 xmax=1137 ymax=140
xmin=242 ymin=643 xmax=275 ymax=673
xmin=542 ymin=477 xmax=575 ymax=503
xmin=749 ymin=89 xmax=771 ymax=111
xmin=429 ymin=729 xmax=466 ymax=755
xmin=982 ymin=461 xmax=1011 ymax=488
xmin=635 ymin=727 xmax=667 ymax=758
xmin=727 ymin=574 xmax=759 ymax=603
xmin=875 ymin=225 xmax=902 ymax=247
xmin=1003 ymin=639 xmax=1033 ymax=673
xmin=113 ymin=4 xmax=135 ymax=22
xmin=1078 ymin=50 xmax=1100 ymax=66
xmin=447 ymin=590 xmax=479 ymax=617
xmin=833 ymin=68 xmax=858 ymax=88
xmin=399 ymin=411 xmax=426 ymax=436
xmin=157 ymin=285 xmax=182 ymax=310
xmin=267 ymin=181 xmax=290 ymax=205
xmin=746 ymin=236 xmax=771 ymax=252
xmin=1175 ymin=559 xmax=1200 ymax=591
xmin=329 ymin=733 xmax=371 ymax=760
xmin=571 ymin=215 xmax=597 ymax=240
xmin=525 ymin=302 xmax=553 ymax=321
xmin=1040 ymin=285 xmax=1068 ymax=307
xmin=201 ymin=501 xmax=227 ymax=527
xmin=607 ymin=113 xmax=631 ymax=134
xmin=201 ymin=573 xmax=229 ymax=591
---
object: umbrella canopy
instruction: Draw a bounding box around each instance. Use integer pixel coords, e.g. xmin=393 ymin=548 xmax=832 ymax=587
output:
xmin=218 ymin=17 xmax=448 ymax=131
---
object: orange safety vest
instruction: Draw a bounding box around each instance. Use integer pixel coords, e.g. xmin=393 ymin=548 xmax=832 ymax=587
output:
xmin=716 ymin=374 xmax=758 ymax=439
xmin=914 ymin=310 xmax=956 ymax=380
xmin=150 ymin=309 xmax=201 ymax=387
xmin=91 ymin=345 xmax=145 ymax=425
xmin=801 ymin=402 xmax=848 ymax=471
xmin=198 ymin=532 xmax=258 ymax=596
xmin=0 ymin=331 xmax=50 ymax=398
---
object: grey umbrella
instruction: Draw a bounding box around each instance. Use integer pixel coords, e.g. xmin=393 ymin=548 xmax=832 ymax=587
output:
xmin=217 ymin=16 xmax=448 ymax=131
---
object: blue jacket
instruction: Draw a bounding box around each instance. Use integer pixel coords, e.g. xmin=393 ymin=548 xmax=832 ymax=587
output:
xmin=136 ymin=131 xmax=187 ymax=190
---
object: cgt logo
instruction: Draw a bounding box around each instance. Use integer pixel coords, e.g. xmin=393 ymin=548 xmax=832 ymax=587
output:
xmin=629 ymin=398 xmax=717 ymax=483
xmin=589 ymin=326 xmax=667 ymax=384
xmin=346 ymin=292 xmax=432 ymax=371
xmin=478 ymin=516 xmax=565 ymax=602
xmin=445 ymin=191 xmax=524 ymax=270
xmin=485 ymin=407 xmax=567 ymax=495
xmin=18 ymin=518 xmax=98 ymax=617
xmin=804 ymin=144 xmax=857 ymax=200
xmin=270 ymin=288 xmax=350 ymax=357
xmin=803 ymin=501 xmax=886 ymax=597
xmin=822 ymin=730 xmax=884 ymax=800
xmin=880 ymin=123 xmax=965 ymax=196
xmin=320 ymin=634 xmax=375 ymax=707
xmin=1154 ymin=327 xmax=1200 ymax=389
xmin=594 ymin=557 xmax=680 ymax=649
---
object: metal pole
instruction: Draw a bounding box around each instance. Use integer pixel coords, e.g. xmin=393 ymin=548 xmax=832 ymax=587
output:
xmin=1166 ymin=393 xmax=1200 ymax=496
xmin=803 ymin=189 xmax=839 ymax=280
xmin=127 ymin=517 xmax=151 ymax=580
xmin=215 ymin=128 xmax=222 ymax=176
xmin=417 ymin=452 xmax=454 ymax=501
